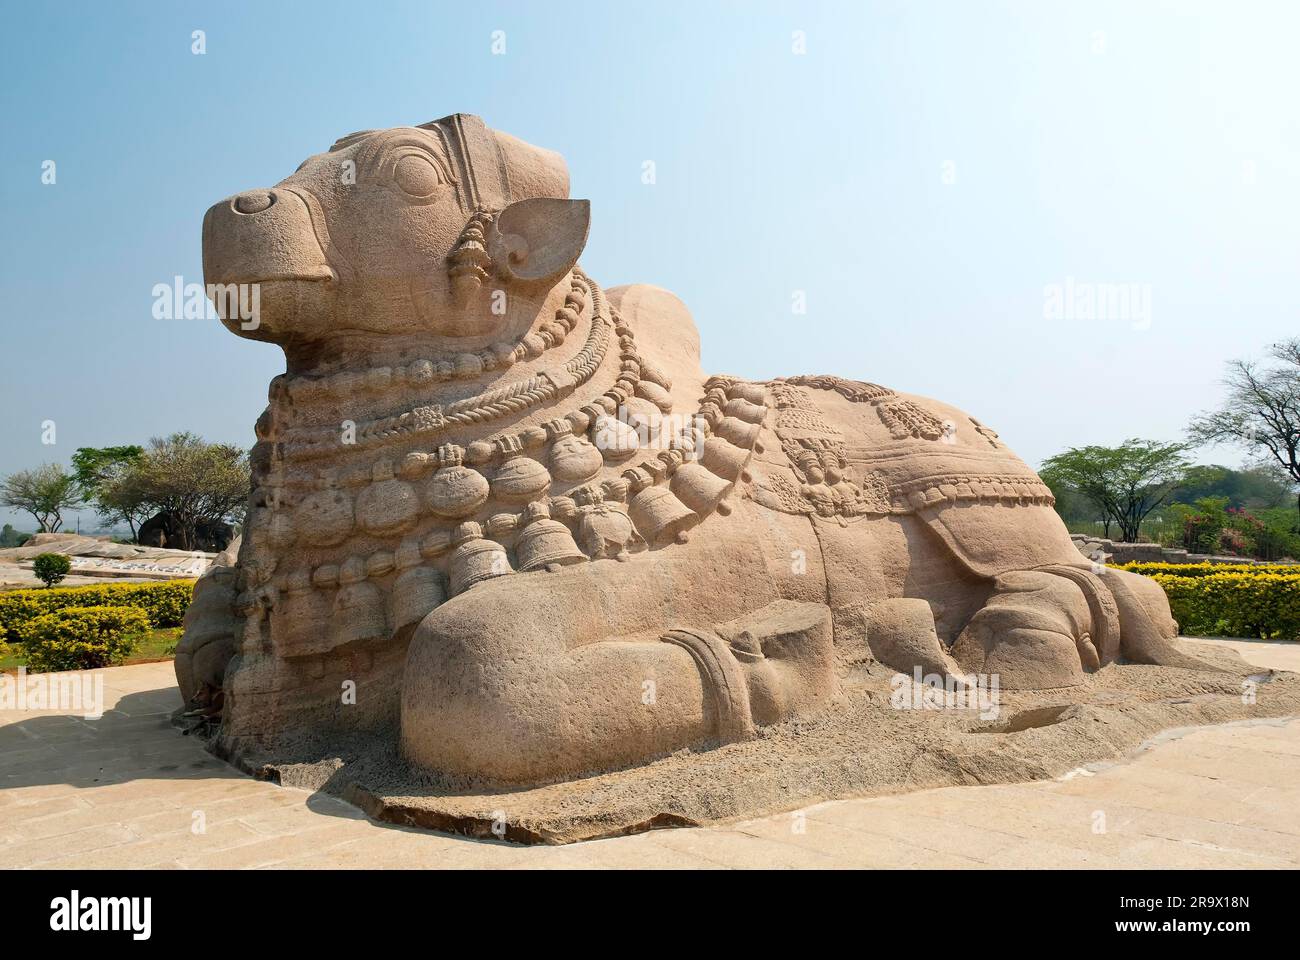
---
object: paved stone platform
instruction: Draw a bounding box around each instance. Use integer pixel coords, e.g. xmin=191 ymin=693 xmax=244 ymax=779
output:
xmin=2 ymin=639 xmax=1298 ymax=869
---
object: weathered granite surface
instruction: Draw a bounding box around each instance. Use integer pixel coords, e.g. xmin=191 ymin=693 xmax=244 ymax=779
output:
xmin=176 ymin=113 xmax=1244 ymax=798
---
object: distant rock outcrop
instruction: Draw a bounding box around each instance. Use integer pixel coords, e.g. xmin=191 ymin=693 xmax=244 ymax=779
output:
xmin=1070 ymin=533 xmax=1295 ymax=567
xmin=0 ymin=532 xmax=215 ymax=589
xmin=137 ymin=513 xmax=234 ymax=552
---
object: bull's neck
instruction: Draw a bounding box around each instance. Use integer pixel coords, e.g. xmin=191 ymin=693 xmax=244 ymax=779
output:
xmin=261 ymin=268 xmax=631 ymax=475
xmin=280 ymin=273 xmax=576 ymax=384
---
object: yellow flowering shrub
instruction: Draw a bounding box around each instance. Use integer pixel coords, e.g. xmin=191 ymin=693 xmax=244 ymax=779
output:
xmin=1113 ymin=561 xmax=1295 ymax=578
xmin=16 ymin=605 xmax=149 ymax=671
xmin=0 ymin=580 xmax=194 ymax=641
xmin=1132 ymin=569 xmax=1300 ymax=640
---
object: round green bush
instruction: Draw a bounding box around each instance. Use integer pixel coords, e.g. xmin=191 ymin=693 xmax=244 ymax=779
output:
xmin=16 ymin=605 xmax=148 ymax=672
xmin=32 ymin=552 xmax=72 ymax=588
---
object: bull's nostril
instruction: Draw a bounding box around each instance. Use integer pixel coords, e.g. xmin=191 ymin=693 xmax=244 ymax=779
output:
xmin=233 ymin=191 xmax=276 ymax=214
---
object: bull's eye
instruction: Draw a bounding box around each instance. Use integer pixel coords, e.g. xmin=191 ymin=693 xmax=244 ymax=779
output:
xmin=393 ymin=154 xmax=444 ymax=199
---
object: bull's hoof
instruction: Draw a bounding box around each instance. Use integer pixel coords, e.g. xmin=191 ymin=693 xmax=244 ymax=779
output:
xmin=1103 ymin=567 xmax=1245 ymax=673
xmin=714 ymin=599 xmax=838 ymax=727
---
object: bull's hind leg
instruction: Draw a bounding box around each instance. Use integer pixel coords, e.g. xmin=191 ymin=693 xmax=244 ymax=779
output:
xmin=1043 ymin=563 xmax=1246 ymax=673
xmin=949 ymin=563 xmax=1243 ymax=688
xmin=400 ymin=563 xmax=836 ymax=785
xmin=1097 ymin=566 xmax=1249 ymax=673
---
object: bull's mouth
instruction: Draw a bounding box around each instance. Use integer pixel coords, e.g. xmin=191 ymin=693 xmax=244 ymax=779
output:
xmin=214 ymin=270 xmax=336 ymax=287
xmin=208 ymin=276 xmax=336 ymax=346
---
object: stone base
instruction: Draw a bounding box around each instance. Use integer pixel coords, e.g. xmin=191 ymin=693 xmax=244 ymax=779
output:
xmin=194 ymin=648 xmax=1300 ymax=845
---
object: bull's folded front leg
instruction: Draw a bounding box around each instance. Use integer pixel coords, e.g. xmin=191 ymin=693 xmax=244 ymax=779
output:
xmin=950 ymin=569 xmax=1098 ymax=689
xmin=400 ymin=566 xmax=835 ymax=785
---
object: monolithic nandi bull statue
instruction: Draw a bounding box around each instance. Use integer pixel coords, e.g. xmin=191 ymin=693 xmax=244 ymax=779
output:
xmin=177 ymin=113 xmax=1221 ymax=786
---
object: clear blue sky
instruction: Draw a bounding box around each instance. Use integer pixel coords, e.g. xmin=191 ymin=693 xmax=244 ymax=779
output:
xmin=2 ymin=0 xmax=1297 ymax=530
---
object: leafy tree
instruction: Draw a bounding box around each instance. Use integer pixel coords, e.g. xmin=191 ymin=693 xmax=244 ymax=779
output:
xmin=1171 ymin=463 xmax=1293 ymax=511
xmin=103 ymin=433 xmax=249 ymax=551
xmin=1040 ymin=439 xmax=1190 ymax=542
xmin=94 ymin=477 xmax=153 ymax=543
xmin=1189 ymin=339 xmax=1300 ymax=519
xmin=32 ymin=552 xmax=72 ymax=588
xmin=0 ymin=524 xmax=32 ymax=548
xmin=71 ymin=445 xmax=144 ymax=492
xmin=0 ymin=464 xmax=82 ymax=533
xmin=1041 ymin=478 xmax=1101 ymax=523
xmin=71 ymin=445 xmax=148 ymax=540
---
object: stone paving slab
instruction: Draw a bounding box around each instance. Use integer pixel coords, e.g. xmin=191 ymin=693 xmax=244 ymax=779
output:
xmin=1 ymin=643 xmax=1298 ymax=869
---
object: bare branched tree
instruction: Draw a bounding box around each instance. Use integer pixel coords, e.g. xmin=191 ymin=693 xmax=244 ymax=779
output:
xmin=1188 ymin=338 xmax=1300 ymax=519
xmin=0 ymin=463 xmax=82 ymax=533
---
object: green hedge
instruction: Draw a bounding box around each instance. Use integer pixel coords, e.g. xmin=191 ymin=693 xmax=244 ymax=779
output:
xmin=0 ymin=580 xmax=194 ymax=641
xmin=17 ymin=605 xmax=149 ymax=671
xmin=1146 ymin=570 xmax=1300 ymax=640
xmin=1114 ymin=561 xmax=1297 ymax=579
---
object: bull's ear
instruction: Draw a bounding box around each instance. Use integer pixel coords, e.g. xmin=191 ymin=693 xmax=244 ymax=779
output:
xmin=489 ymin=198 xmax=590 ymax=284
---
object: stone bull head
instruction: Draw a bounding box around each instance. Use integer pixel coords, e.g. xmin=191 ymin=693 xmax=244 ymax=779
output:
xmin=202 ymin=113 xmax=590 ymax=357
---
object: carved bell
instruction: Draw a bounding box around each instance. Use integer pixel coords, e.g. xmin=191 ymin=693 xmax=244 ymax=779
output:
xmin=575 ymin=489 xmax=639 ymax=561
xmin=274 ymin=568 xmax=332 ymax=658
xmin=670 ymin=462 xmax=731 ymax=515
xmin=629 ymin=486 xmax=699 ymax=547
xmin=713 ymin=416 xmax=761 ymax=450
xmin=331 ymin=557 xmax=387 ymax=646
xmin=701 ymin=436 xmax=749 ymax=481
xmin=727 ymin=382 xmax=768 ymax=406
xmin=391 ymin=565 xmax=445 ymax=632
xmin=266 ymin=510 xmax=296 ymax=550
xmin=447 ymin=522 xmax=512 ymax=595
xmin=425 ymin=444 xmax=490 ymax=519
xmin=723 ymin=397 xmax=767 ymax=424
xmin=515 ymin=502 xmax=587 ymax=572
